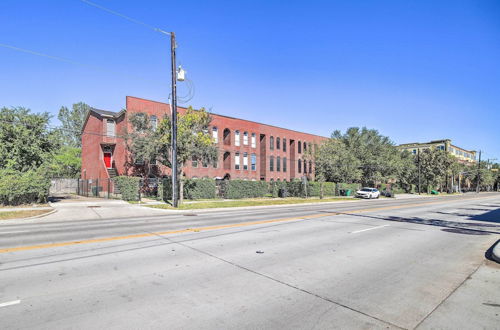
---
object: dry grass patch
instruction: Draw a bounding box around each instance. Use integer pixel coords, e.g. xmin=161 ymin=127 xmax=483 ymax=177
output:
xmin=0 ymin=209 xmax=52 ymax=220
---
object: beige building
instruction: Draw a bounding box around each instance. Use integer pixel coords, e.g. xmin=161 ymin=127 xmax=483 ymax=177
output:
xmin=398 ymin=139 xmax=476 ymax=164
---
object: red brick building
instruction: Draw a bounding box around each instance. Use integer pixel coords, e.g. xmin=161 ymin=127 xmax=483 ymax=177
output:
xmin=81 ymin=96 xmax=327 ymax=182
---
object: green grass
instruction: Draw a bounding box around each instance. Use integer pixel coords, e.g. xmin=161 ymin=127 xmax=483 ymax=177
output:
xmin=0 ymin=209 xmax=52 ymax=220
xmin=147 ymin=197 xmax=356 ymax=210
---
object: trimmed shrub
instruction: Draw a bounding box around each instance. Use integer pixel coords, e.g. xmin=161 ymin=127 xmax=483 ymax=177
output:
xmin=113 ymin=176 xmax=141 ymax=201
xmin=183 ymin=178 xmax=216 ymax=199
xmin=219 ymin=180 xmax=268 ymax=199
xmin=0 ymin=169 xmax=50 ymax=205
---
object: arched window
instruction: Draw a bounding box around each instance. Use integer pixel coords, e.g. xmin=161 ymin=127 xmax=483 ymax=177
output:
xmin=270 ymin=136 xmax=274 ymax=150
xmin=270 ymin=156 xmax=274 ymax=171
xmin=235 ymin=130 xmax=240 ymax=146
xmin=212 ymin=127 xmax=218 ymax=143
xmin=243 ymin=152 xmax=248 ymax=170
xmin=298 ymin=159 xmax=302 ymax=173
xmin=283 ymin=138 xmax=287 ymax=152
xmin=309 ymin=160 xmax=312 ymax=174
xmin=150 ymin=115 xmax=158 ymax=131
xmin=277 ymin=156 xmax=281 ymax=172
xmin=303 ymin=160 xmax=307 ymax=173
xmin=283 ymin=157 xmax=287 ymax=172
xmin=276 ymin=137 xmax=280 ymax=150
xmin=243 ymin=131 xmax=248 ymax=145
xmin=298 ymin=141 xmax=302 ymax=153
xmin=304 ymin=142 xmax=307 ymax=152
xmin=251 ymin=133 xmax=256 ymax=148
xmin=223 ymin=128 xmax=231 ymax=146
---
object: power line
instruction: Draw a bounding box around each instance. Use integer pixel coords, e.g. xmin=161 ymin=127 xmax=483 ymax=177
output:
xmin=80 ymin=0 xmax=170 ymax=35
xmin=0 ymin=42 xmax=159 ymax=83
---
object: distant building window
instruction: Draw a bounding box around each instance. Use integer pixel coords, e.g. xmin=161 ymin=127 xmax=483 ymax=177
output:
xmin=270 ymin=156 xmax=274 ymax=171
xmin=212 ymin=127 xmax=218 ymax=143
xmin=309 ymin=161 xmax=312 ymax=174
xmin=298 ymin=159 xmax=302 ymax=173
xmin=235 ymin=130 xmax=240 ymax=146
xmin=283 ymin=157 xmax=287 ymax=172
xmin=304 ymin=160 xmax=307 ymax=173
xmin=276 ymin=137 xmax=281 ymax=150
xmin=251 ymin=133 xmax=256 ymax=148
xmin=304 ymin=142 xmax=307 ymax=152
xmin=298 ymin=141 xmax=302 ymax=153
xmin=235 ymin=152 xmax=240 ymax=170
xmin=191 ymin=156 xmax=198 ymax=168
xmin=243 ymin=132 xmax=248 ymax=145
xmin=283 ymin=138 xmax=286 ymax=152
xmin=251 ymin=153 xmax=256 ymax=171
xmin=106 ymin=119 xmax=115 ymax=137
xmin=270 ymin=136 xmax=274 ymax=150
xmin=202 ymin=159 xmax=208 ymax=168
xmin=412 ymin=149 xmax=417 ymax=155
xmin=277 ymin=156 xmax=281 ymax=171
xmin=150 ymin=115 xmax=158 ymax=131
xmin=243 ymin=152 xmax=248 ymax=170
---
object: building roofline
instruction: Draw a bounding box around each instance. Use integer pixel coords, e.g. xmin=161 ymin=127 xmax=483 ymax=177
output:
xmin=125 ymin=96 xmax=329 ymax=140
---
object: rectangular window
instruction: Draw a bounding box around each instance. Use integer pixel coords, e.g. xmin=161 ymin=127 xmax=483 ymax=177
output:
xmin=283 ymin=138 xmax=286 ymax=152
xmin=235 ymin=152 xmax=240 ymax=170
xmin=251 ymin=133 xmax=256 ymax=148
xmin=243 ymin=152 xmax=248 ymax=170
xmin=243 ymin=132 xmax=248 ymax=145
xmin=235 ymin=131 xmax=240 ymax=146
xmin=251 ymin=153 xmax=256 ymax=171
xmin=212 ymin=127 xmax=218 ymax=143
xmin=277 ymin=138 xmax=280 ymax=150
xmin=270 ymin=156 xmax=274 ymax=171
xmin=277 ymin=156 xmax=281 ymax=171
xmin=191 ymin=156 xmax=198 ymax=168
xmin=270 ymin=137 xmax=274 ymax=150
xmin=283 ymin=157 xmax=287 ymax=172
xmin=106 ymin=119 xmax=115 ymax=137
xmin=202 ymin=160 xmax=208 ymax=168
xmin=150 ymin=116 xmax=158 ymax=131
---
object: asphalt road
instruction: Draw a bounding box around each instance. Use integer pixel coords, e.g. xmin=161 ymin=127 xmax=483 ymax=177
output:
xmin=1 ymin=193 xmax=499 ymax=329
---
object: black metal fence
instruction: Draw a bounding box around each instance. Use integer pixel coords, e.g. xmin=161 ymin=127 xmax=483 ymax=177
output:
xmin=76 ymin=178 xmax=162 ymax=200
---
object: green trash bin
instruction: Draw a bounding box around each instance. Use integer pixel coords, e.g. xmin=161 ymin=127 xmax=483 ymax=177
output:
xmin=431 ymin=190 xmax=439 ymax=195
xmin=345 ymin=189 xmax=352 ymax=196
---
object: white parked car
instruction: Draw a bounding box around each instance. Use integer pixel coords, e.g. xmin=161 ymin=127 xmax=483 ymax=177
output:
xmin=355 ymin=187 xmax=380 ymax=199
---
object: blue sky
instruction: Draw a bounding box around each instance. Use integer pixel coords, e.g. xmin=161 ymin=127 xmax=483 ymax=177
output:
xmin=1 ymin=0 xmax=499 ymax=160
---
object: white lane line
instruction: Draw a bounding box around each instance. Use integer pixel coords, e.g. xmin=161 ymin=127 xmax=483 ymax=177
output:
xmin=0 ymin=300 xmax=21 ymax=308
xmin=0 ymin=231 xmax=28 ymax=234
xmin=351 ymin=225 xmax=389 ymax=234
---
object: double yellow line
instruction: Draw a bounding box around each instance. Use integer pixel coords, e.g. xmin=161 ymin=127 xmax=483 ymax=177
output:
xmin=0 ymin=195 xmax=495 ymax=254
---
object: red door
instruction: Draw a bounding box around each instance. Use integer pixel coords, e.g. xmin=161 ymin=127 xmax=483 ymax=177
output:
xmin=104 ymin=152 xmax=112 ymax=168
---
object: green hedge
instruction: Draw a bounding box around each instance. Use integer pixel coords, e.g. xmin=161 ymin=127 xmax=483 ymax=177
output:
xmin=0 ymin=169 xmax=50 ymax=205
xmin=113 ymin=176 xmax=141 ymax=201
xmin=183 ymin=178 xmax=216 ymax=199
xmin=220 ymin=180 xmax=268 ymax=199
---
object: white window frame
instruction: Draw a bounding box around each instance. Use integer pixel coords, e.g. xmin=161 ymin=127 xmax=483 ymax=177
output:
xmin=106 ymin=119 xmax=115 ymax=137
xmin=251 ymin=153 xmax=256 ymax=171
xmin=150 ymin=115 xmax=158 ymax=131
xmin=235 ymin=130 xmax=240 ymax=146
xmin=235 ymin=152 xmax=240 ymax=170
xmin=243 ymin=152 xmax=248 ymax=170
xmin=212 ymin=127 xmax=218 ymax=143
xmin=251 ymin=133 xmax=256 ymax=148
xmin=243 ymin=131 xmax=248 ymax=145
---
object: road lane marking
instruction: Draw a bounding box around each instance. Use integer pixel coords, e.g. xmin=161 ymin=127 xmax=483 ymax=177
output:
xmin=0 ymin=231 xmax=28 ymax=234
xmin=351 ymin=225 xmax=389 ymax=234
xmin=0 ymin=300 xmax=21 ymax=308
xmin=0 ymin=195 xmax=497 ymax=254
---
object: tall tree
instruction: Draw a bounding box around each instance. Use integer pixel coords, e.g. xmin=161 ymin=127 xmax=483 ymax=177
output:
xmin=0 ymin=106 xmax=58 ymax=171
xmin=126 ymin=107 xmax=218 ymax=203
xmin=313 ymin=138 xmax=362 ymax=183
xmin=57 ymin=102 xmax=90 ymax=148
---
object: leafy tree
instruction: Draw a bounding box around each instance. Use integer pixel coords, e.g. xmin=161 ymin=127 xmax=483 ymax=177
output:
xmin=46 ymin=147 xmax=82 ymax=178
xmin=313 ymin=139 xmax=362 ymax=183
xmin=0 ymin=106 xmax=58 ymax=171
xmin=57 ymin=102 xmax=90 ymax=148
xmin=126 ymin=107 xmax=218 ymax=204
xmin=418 ymin=148 xmax=454 ymax=192
xmin=395 ymin=150 xmax=417 ymax=193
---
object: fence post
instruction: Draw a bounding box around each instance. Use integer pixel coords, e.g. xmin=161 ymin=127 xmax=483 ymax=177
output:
xmin=107 ymin=179 xmax=110 ymax=199
xmin=77 ymin=178 xmax=80 ymax=196
xmin=95 ymin=178 xmax=99 ymax=197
